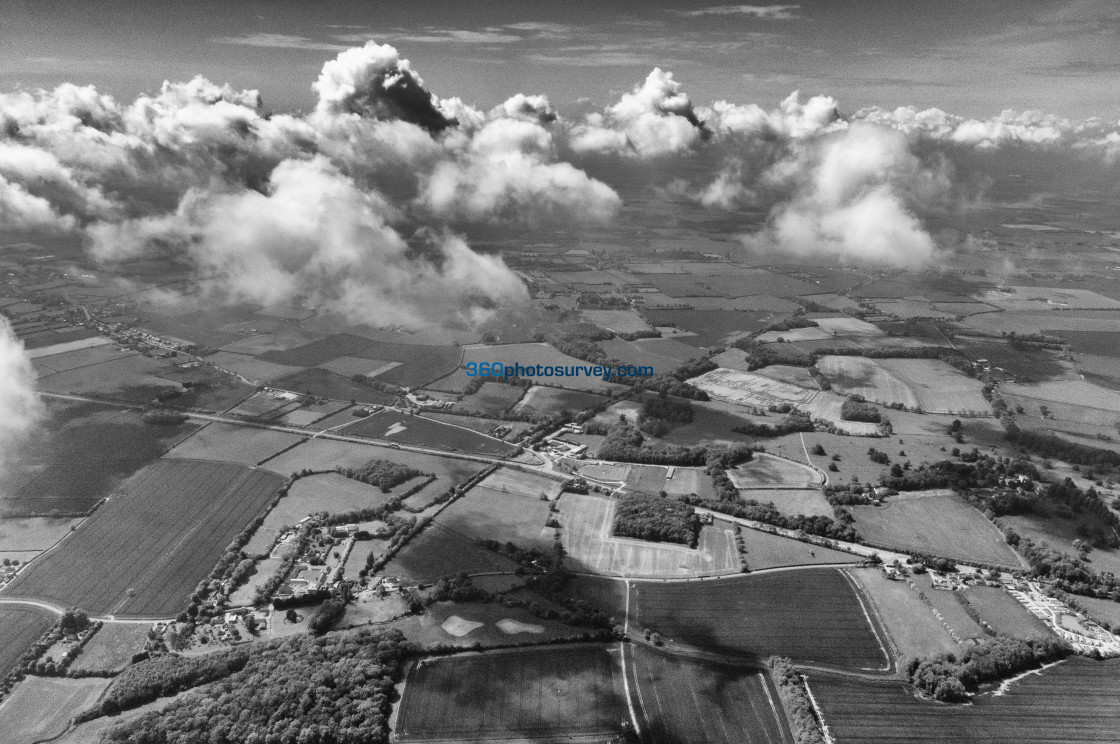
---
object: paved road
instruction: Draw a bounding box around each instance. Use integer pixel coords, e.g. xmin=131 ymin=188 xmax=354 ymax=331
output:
xmin=0 ymin=597 xmax=164 ymax=625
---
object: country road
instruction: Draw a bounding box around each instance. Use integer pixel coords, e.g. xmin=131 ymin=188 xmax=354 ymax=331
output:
xmin=0 ymin=597 xmax=166 ymax=625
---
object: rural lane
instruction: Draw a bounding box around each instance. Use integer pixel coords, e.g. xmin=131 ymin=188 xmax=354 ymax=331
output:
xmin=0 ymin=597 xmax=164 ymax=625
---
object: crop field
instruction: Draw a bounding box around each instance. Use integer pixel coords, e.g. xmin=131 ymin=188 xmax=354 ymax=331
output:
xmin=69 ymin=623 xmax=150 ymax=673
xmin=690 ymin=368 xmax=818 ymax=408
xmin=383 ymin=524 xmax=519 ymax=582
xmin=814 ymin=316 xmax=885 ymax=337
xmin=596 ymin=337 xmax=688 ymax=374
xmin=982 ymin=286 xmax=1120 ymax=311
xmin=582 ymin=308 xmax=654 ymax=334
xmin=206 ymin=351 xmax=301 ymax=383
xmin=0 ymin=676 xmax=112 ymax=744
xmin=393 ymin=600 xmax=584 ymax=648
xmin=629 ymin=646 xmax=793 ymax=744
xmin=0 ymin=401 xmax=199 ymax=517
xmin=640 ymin=309 xmax=772 ymax=347
xmin=258 ymin=333 xmax=377 ymax=366
xmin=1002 ymin=379 xmax=1120 ymax=412
xmin=395 ymin=646 xmax=627 ymax=742
xmin=425 ymin=412 xmax=532 ymax=440
xmin=342 ymin=410 xmax=515 ymax=457
xmin=454 ymin=381 xmax=525 ymax=415
xmin=728 ymin=454 xmax=823 ymax=488
xmin=317 ymin=354 xmax=399 ymax=379
xmin=558 ymin=493 xmax=739 ymax=578
xmin=0 ymin=516 xmax=81 ymax=553
xmin=477 ymin=467 xmax=564 ymax=500
xmin=747 ymin=489 xmax=834 ymax=518
xmin=734 ymin=525 xmax=863 ymax=570
xmin=757 ymin=326 xmax=835 ymax=343
xmin=849 ymin=568 xmax=958 ymax=661
xmin=277 ymin=399 xmax=349 ymax=427
xmin=1049 ymin=330 xmax=1120 ymax=358
xmin=511 ymin=386 xmax=606 ymax=416
xmin=3 ymin=459 xmax=283 ymax=617
xmin=435 ymin=485 xmax=555 ymax=552
xmin=753 ymin=363 xmax=820 ymax=389
xmin=630 ymin=569 xmax=889 ymax=668
xmin=227 ymin=390 xmax=304 ymax=421
xmin=0 ymin=607 xmax=53 ymax=677
xmin=28 ymin=342 xmax=127 ymax=374
xmin=270 ymin=367 xmax=397 ymax=405
xmin=962 ymin=586 xmax=1054 ymax=639
xmin=165 ymin=422 xmax=305 ymax=467
xmin=851 ymin=490 xmax=1021 ymax=568
xmin=624 ymin=464 xmax=669 ymax=493
xmin=35 ymin=354 xmax=185 ymax=402
xmin=817 ymin=356 xmax=920 ymax=409
xmin=875 ymin=359 xmax=991 ymax=415
xmin=349 ymin=341 xmax=462 ymax=388
xmin=810 ymin=658 xmax=1120 ymax=743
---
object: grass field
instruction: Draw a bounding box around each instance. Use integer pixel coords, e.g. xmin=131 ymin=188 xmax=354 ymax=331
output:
xmin=4 ymin=459 xmax=283 ymax=617
xmin=476 ymin=468 xmax=564 ymax=500
xmin=434 ymin=484 xmax=556 ymax=552
xmin=875 ymin=359 xmax=991 ymax=415
xmin=270 ymin=367 xmax=398 ymax=406
xmin=728 ymin=454 xmax=823 ymax=488
xmin=164 ymin=422 xmax=305 ymax=467
xmin=851 ymin=490 xmax=1022 ymax=568
xmin=748 ymin=489 xmax=834 ymax=518
xmin=393 ymin=600 xmax=587 ymax=649
xmin=258 ymin=333 xmax=376 ymax=366
xmin=0 ymin=607 xmax=53 ymax=677
xmin=206 ymin=351 xmax=301 ymax=384
xmin=342 ymin=410 xmax=515 ymax=457
xmin=0 ymin=400 xmax=199 ymax=517
xmin=630 ymin=569 xmax=889 ymax=669
xmin=596 ymin=337 xmax=690 ymax=375
xmin=802 ymin=391 xmax=884 ymax=435
xmin=629 ymin=645 xmax=793 ymax=744
xmin=624 ymin=464 xmax=669 ymax=494
xmin=558 ymin=493 xmax=739 ymax=578
xmin=0 ymin=676 xmax=111 ymax=744
xmin=811 ymin=657 xmax=1120 ymax=743
xmin=35 ymin=354 xmax=186 ymax=403
xmin=849 ymin=567 xmax=959 ymax=662
xmin=0 ymin=517 xmax=81 ymax=552
xmin=817 ymin=356 xmax=920 ymax=409
xmin=70 ymin=623 xmax=150 ymax=673
xmin=396 ymin=645 xmax=628 ymax=742
xmin=510 ymin=386 xmax=607 ymax=417
xmin=735 ymin=525 xmax=863 ymax=570
xmin=382 ymin=524 xmax=519 ymax=582
xmin=349 ymin=341 xmax=462 ymax=388
xmin=962 ymin=586 xmax=1055 ymax=639
xmin=454 ymin=382 xmax=525 ymax=415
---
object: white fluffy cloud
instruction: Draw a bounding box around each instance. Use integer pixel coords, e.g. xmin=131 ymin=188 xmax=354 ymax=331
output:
xmin=0 ymin=318 xmax=42 ymax=473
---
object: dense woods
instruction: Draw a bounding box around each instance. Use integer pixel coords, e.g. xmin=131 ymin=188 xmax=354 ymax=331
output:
xmin=907 ymin=636 xmax=1070 ymax=702
xmin=841 ymin=398 xmax=881 ymax=423
xmin=637 ymin=395 xmax=694 ymax=436
xmin=612 ymin=492 xmax=700 ymax=546
xmin=98 ymin=628 xmax=416 ymax=743
xmin=1004 ymin=424 xmax=1120 ymax=474
xmin=596 ymin=421 xmax=751 ymax=467
xmin=339 ymin=459 xmax=424 ymax=492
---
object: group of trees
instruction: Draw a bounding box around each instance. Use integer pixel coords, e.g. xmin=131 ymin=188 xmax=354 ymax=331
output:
xmin=768 ymin=657 xmax=826 ymax=744
xmin=96 ymin=628 xmax=417 ymax=743
xmin=612 ymin=492 xmax=700 ymax=547
xmin=841 ymin=398 xmax=882 ymax=423
xmin=339 ymin=459 xmax=425 ymax=492
xmin=637 ymin=395 xmax=694 ymax=437
xmin=732 ymin=410 xmax=814 ymax=438
xmin=597 ymin=421 xmax=709 ymax=466
xmin=907 ymin=636 xmax=1070 ymax=702
xmin=1005 ymin=424 xmax=1120 ymax=475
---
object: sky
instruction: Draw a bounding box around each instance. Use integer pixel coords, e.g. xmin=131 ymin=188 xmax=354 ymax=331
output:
xmin=2 ymin=0 xmax=1119 ymax=119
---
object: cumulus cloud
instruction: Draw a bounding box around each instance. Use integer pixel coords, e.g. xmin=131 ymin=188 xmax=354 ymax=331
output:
xmin=0 ymin=318 xmax=42 ymax=474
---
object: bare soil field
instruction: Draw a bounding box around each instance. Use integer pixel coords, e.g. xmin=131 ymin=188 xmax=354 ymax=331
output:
xmin=851 ymin=490 xmax=1021 ymax=568
xmin=434 ymin=484 xmax=556 ymax=552
xmin=165 ymin=422 xmax=304 ymax=467
xmin=875 ymin=359 xmax=991 ymax=415
xmin=3 ymin=459 xmax=283 ymax=617
xmin=629 ymin=645 xmax=793 ymax=744
xmin=811 ymin=657 xmax=1120 ymax=743
xmin=849 ymin=567 xmax=959 ymax=661
xmin=395 ymin=645 xmax=627 ymax=742
xmin=558 ymin=493 xmax=739 ymax=578
xmin=817 ymin=356 xmax=920 ymax=409
xmin=0 ymin=676 xmax=111 ymax=744
xmin=631 ymin=569 xmax=889 ymax=668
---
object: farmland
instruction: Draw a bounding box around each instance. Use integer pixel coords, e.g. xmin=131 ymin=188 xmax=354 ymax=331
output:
xmin=0 ymin=516 xmax=81 ymax=553
xmin=165 ymin=422 xmax=305 ymax=467
xmin=875 ymin=359 xmax=992 ymax=415
xmin=728 ymin=454 xmax=823 ymax=488
xmin=851 ymin=490 xmax=1022 ymax=568
xmin=817 ymin=356 xmax=921 ymax=409
xmin=810 ymin=657 xmax=1120 ymax=743
xmin=0 ymin=676 xmax=111 ymax=744
xmin=454 ymin=381 xmax=525 ymax=415
xmin=747 ymin=489 xmax=834 ymax=518
xmin=476 ymin=468 xmax=564 ymax=500
xmin=962 ymin=586 xmax=1055 ymax=639
xmin=3 ymin=459 xmax=283 ymax=617
xmin=270 ymin=367 xmax=398 ymax=406
xmin=558 ymin=493 xmax=739 ymax=578
xmin=849 ymin=567 xmax=959 ymax=660
xmin=0 ymin=607 xmax=53 ymax=677
xmin=458 ymin=342 xmax=622 ymax=392
xmin=734 ymin=525 xmax=863 ymax=570
xmin=629 ymin=645 xmax=793 ymax=744
xmin=382 ymin=524 xmax=519 ymax=582
xmin=342 ymin=410 xmax=515 ymax=457
xmin=263 ymin=438 xmax=483 ymax=489
xmin=511 ymin=385 xmax=607 ymax=416
xmin=392 ymin=601 xmax=589 ymax=649
xmin=630 ymin=569 xmax=889 ymax=669
xmin=690 ymin=368 xmax=817 ymax=409
xmin=70 ymin=623 xmax=151 ymax=673
xmin=434 ymin=484 xmax=556 ymax=552
xmin=395 ymin=645 xmax=627 ymax=742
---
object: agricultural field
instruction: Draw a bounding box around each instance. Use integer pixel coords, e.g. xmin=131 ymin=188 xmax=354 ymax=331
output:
xmin=757 ymin=326 xmax=834 ymax=343
xmin=69 ymin=623 xmax=151 ymax=673
xmin=382 ymin=524 xmax=519 ymax=583
xmin=341 ymin=410 xmax=515 ymax=457
xmin=1000 ymin=513 xmax=1120 ymax=578
xmin=803 ymin=391 xmax=885 ymax=436
xmin=629 ymin=646 xmax=793 ymax=744
xmin=164 ymin=422 xmax=305 ymax=467
xmin=253 ymin=472 xmax=400 ymax=549
xmin=0 ymin=676 xmax=112 ymax=744
xmin=558 ymin=493 xmax=739 ymax=578
xmin=817 ymin=356 xmax=921 ymax=409
xmin=753 ymin=363 xmax=820 ymax=389
xmin=434 ymin=484 xmax=556 ymax=552
xmin=29 ymin=341 xmax=128 ymax=374
xmin=393 ymin=600 xmax=587 ymax=648
xmin=510 ymin=385 xmax=607 ymax=416
xmin=317 ymin=355 xmax=399 ymax=379
xmin=849 ymin=567 xmax=959 ymax=661
xmin=814 ymin=316 xmax=885 ymax=337
xmin=35 ymin=353 xmax=187 ymax=403
xmin=596 ymin=337 xmax=689 ymax=374
xmin=395 ymin=645 xmax=627 ymax=742
xmin=0 ymin=400 xmax=199 ymax=517
xmin=851 ymin=490 xmax=1022 ymax=568
xmin=264 ymin=438 xmax=483 ymax=489
xmin=476 ymin=468 xmax=564 ymax=500
xmin=1001 ymin=379 xmax=1120 ymax=420
xmin=875 ymin=359 xmax=991 ymax=415
xmin=690 ymin=368 xmax=817 ymax=409
xmin=630 ymin=569 xmax=889 ymax=669
xmin=258 ymin=332 xmax=378 ymax=367
xmin=981 ymin=286 xmax=1120 ymax=311
xmin=962 ymin=586 xmax=1055 ymax=639
xmin=349 ymin=341 xmax=463 ymax=388
xmin=206 ymin=351 xmax=301 ymax=383
xmin=734 ymin=525 xmax=863 ymax=570
xmin=746 ymin=489 xmax=834 ymax=518
xmin=0 ymin=516 xmax=81 ymax=553
xmin=728 ymin=454 xmax=823 ymax=489
xmin=3 ymin=459 xmax=283 ymax=617
xmin=914 ymin=577 xmax=986 ymax=640
xmin=270 ymin=367 xmax=398 ymax=405
xmin=454 ymin=381 xmax=525 ymax=415
xmin=624 ymin=464 xmax=669 ymax=493
xmin=0 ymin=607 xmax=53 ymax=677
xmin=810 ymin=658 xmax=1120 ymax=743
xmin=581 ymin=308 xmax=654 ymax=334
xmin=640 ymin=309 xmax=771 ymax=348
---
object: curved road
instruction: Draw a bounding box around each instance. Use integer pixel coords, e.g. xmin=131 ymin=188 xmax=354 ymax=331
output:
xmin=0 ymin=597 xmax=164 ymax=625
